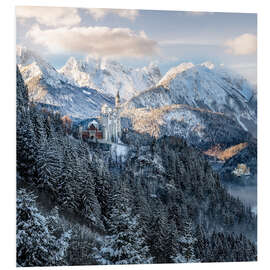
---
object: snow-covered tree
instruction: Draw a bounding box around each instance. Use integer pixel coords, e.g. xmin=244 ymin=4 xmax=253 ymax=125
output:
xmin=16 ymin=68 xmax=37 ymax=185
xmin=147 ymin=202 xmax=170 ymax=263
xmin=172 ymin=219 xmax=200 ymax=263
xmin=16 ymin=189 xmax=71 ymax=267
xmin=94 ymin=183 xmax=152 ymax=265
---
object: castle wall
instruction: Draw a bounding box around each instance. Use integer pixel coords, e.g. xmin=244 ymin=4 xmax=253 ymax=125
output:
xmin=100 ymin=107 xmax=122 ymax=143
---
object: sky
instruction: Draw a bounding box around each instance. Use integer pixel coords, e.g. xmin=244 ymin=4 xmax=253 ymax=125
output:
xmin=16 ymin=6 xmax=257 ymax=84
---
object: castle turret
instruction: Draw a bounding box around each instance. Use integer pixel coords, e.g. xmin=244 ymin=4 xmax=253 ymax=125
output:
xmin=115 ymin=90 xmax=120 ymax=108
xmin=100 ymin=91 xmax=122 ymax=143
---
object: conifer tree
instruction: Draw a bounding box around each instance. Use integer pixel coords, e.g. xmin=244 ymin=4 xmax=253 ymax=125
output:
xmin=147 ymin=201 xmax=170 ymax=263
xmin=172 ymin=219 xmax=200 ymax=263
xmin=16 ymin=189 xmax=71 ymax=267
xmin=94 ymin=183 xmax=152 ymax=265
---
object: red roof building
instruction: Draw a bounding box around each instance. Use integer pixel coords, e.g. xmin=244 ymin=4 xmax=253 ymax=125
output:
xmin=81 ymin=121 xmax=103 ymax=141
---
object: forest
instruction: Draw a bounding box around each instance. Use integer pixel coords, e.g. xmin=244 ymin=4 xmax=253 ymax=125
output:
xmin=16 ymin=67 xmax=257 ymax=266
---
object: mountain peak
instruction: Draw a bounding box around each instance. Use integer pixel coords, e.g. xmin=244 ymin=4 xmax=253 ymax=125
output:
xmin=16 ymin=46 xmax=70 ymax=88
xmin=16 ymin=45 xmax=42 ymax=67
xmin=200 ymin=61 xmax=215 ymax=70
xmin=126 ymin=61 xmax=256 ymax=134
xmin=66 ymin=56 xmax=78 ymax=67
xmin=158 ymin=62 xmax=195 ymax=87
xmin=59 ymin=57 xmax=162 ymax=100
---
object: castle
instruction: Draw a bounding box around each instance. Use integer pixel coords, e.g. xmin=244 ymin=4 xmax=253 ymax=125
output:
xmin=80 ymin=91 xmax=122 ymax=143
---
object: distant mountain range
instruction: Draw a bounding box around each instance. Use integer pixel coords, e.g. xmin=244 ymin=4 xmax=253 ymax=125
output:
xmin=16 ymin=46 xmax=162 ymax=118
xmin=16 ymin=46 xmax=257 ymax=149
xmin=124 ymin=61 xmax=257 ymax=137
xmin=59 ymin=56 xmax=162 ymax=100
xmin=16 ymin=46 xmax=115 ymax=119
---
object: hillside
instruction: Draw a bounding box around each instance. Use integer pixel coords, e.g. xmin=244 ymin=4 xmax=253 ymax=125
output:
xmin=125 ymin=62 xmax=257 ymax=137
xmin=17 ymin=46 xmax=114 ymax=118
xmin=16 ymin=67 xmax=257 ymax=266
xmin=121 ymin=104 xmax=252 ymax=150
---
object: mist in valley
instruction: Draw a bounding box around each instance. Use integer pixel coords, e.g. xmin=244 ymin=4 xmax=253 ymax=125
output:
xmin=223 ymin=181 xmax=257 ymax=214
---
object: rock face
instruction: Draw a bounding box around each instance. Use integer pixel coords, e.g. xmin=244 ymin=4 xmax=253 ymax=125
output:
xmin=16 ymin=46 xmax=114 ymax=119
xmin=59 ymin=56 xmax=162 ymax=100
xmin=120 ymin=104 xmax=252 ymax=150
xmin=125 ymin=62 xmax=257 ymax=137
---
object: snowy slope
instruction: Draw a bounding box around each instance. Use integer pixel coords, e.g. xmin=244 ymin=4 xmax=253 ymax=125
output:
xmin=125 ymin=62 xmax=257 ymax=136
xmin=16 ymin=46 xmax=114 ymax=119
xmin=121 ymin=104 xmax=252 ymax=149
xmin=59 ymin=56 xmax=162 ymax=100
xmin=16 ymin=46 xmax=71 ymax=89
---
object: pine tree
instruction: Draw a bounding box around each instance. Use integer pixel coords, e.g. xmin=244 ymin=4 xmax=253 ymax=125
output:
xmin=94 ymin=183 xmax=152 ymax=265
xmin=172 ymin=219 xmax=200 ymax=263
xmin=35 ymin=137 xmax=64 ymax=198
xmin=167 ymin=221 xmax=181 ymax=263
xmin=16 ymin=68 xmax=37 ymax=185
xmin=16 ymin=66 xmax=28 ymax=110
xmin=147 ymin=201 xmax=170 ymax=263
xmin=16 ymin=189 xmax=71 ymax=267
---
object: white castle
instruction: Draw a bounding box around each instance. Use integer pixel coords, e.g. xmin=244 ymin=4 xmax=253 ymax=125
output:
xmin=79 ymin=91 xmax=122 ymax=143
xmin=99 ymin=91 xmax=122 ymax=143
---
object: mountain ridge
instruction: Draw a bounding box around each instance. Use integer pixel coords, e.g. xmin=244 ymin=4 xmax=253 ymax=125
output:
xmin=16 ymin=46 xmax=114 ymax=119
xmin=59 ymin=55 xmax=162 ymax=100
xmin=16 ymin=46 xmax=257 ymax=143
xmin=125 ymin=62 xmax=257 ymax=136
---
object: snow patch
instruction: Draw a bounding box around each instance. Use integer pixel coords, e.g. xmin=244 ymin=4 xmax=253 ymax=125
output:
xmin=110 ymin=143 xmax=129 ymax=162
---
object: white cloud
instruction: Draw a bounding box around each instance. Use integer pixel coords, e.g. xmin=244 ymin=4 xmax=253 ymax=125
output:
xmin=225 ymin=33 xmax=257 ymax=55
xmin=26 ymin=25 xmax=158 ymax=59
xmin=159 ymin=38 xmax=216 ymax=46
xmin=184 ymin=11 xmax=213 ymax=16
xmin=86 ymin=8 xmax=139 ymax=21
xmin=16 ymin=6 xmax=81 ymax=27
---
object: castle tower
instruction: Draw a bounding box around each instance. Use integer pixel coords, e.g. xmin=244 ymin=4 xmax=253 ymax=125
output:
xmin=115 ymin=90 xmax=120 ymax=108
xmin=100 ymin=91 xmax=122 ymax=143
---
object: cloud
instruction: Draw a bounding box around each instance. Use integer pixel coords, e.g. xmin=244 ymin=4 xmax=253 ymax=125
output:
xmin=225 ymin=33 xmax=257 ymax=55
xmin=26 ymin=25 xmax=159 ymax=59
xmin=16 ymin=6 xmax=81 ymax=27
xmin=184 ymin=11 xmax=213 ymax=16
xmin=86 ymin=8 xmax=139 ymax=21
xmin=159 ymin=38 xmax=216 ymax=46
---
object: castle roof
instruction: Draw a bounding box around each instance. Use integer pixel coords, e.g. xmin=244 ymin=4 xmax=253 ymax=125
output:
xmin=88 ymin=124 xmax=96 ymax=130
xmin=88 ymin=120 xmax=98 ymax=129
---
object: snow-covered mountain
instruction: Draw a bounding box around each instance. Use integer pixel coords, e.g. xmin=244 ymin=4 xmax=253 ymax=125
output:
xmin=59 ymin=56 xmax=162 ymax=100
xmin=121 ymin=104 xmax=252 ymax=150
xmin=16 ymin=46 xmax=72 ymax=89
xmin=16 ymin=46 xmax=114 ymax=119
xmin=125 ymin=62 xmax=257 ymax=137
xmin=16 ymin=46 xmax=257 ymax=141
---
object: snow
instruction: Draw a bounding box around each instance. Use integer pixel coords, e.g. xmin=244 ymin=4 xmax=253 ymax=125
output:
xmin=59 ymin=56 xmax=162 ymax=100
xmin=16 ymin=45 xmax=70 ymax=89
xmin=200 ymin=61 xmax=215 ymax=70
xmin=110 ymin=143 xmax=129 ymax=162
xmin=16 ymin=46 xmax=256 ymax=132
xmin=157 ymin=62 xmax=194 ymax=87
xmin=126 ymin=61 xmax=256 ymax=134
xmin=16 ymin=46 xmax=115 ymax=119
xmin=83 ymin=90 xmax=92 ymax=95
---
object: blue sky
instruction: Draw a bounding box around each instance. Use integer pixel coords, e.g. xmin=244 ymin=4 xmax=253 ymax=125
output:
xmin=16 ymin=7 xmax=257 ymax=83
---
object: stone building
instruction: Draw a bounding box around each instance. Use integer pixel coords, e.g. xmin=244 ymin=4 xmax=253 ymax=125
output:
xmin=79 ymin=119 xmax=103 ymax=140
xmin=99 ymin=91 xmax=122 ymax=143
xmin=79 ymin=91 xmax=122 ymax=143
xmin=232 ymin=163 xmax=251 ymax=177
